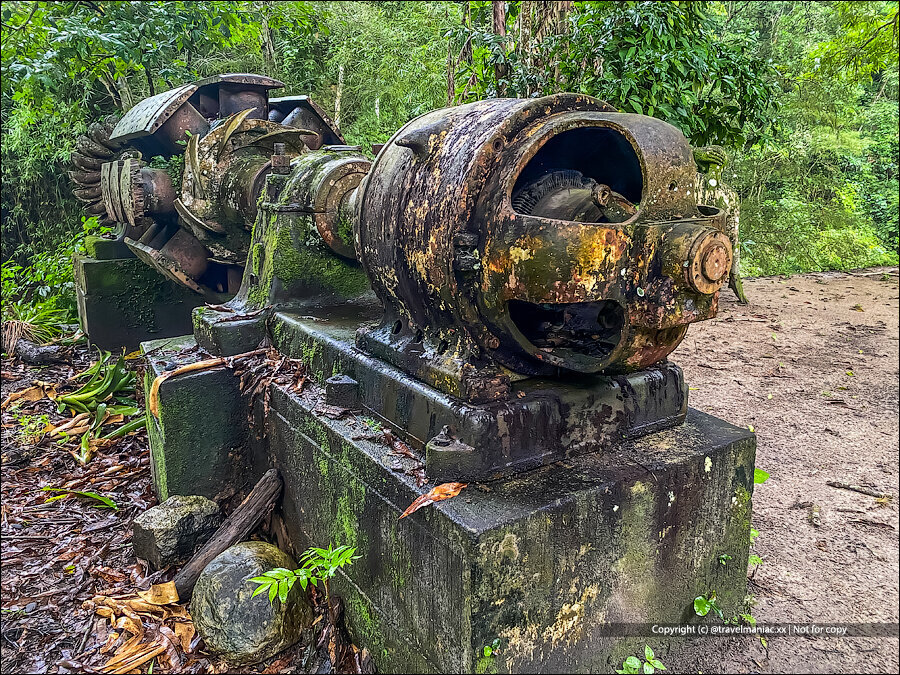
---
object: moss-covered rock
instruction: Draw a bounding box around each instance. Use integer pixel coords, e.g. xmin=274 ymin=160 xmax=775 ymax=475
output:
xmin=192 ymin=541 xmax=312 ymax=665
xmin=132 ymin=494 xmax=222 ymax=570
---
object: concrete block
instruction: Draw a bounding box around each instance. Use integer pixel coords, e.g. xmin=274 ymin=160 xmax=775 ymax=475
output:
xmin=141 ymin=335 xmax=251 ymax=502
xmin=147 ymin=354 xmax=757 ymax=672
xmin=75 ymin=255 xmax=204 ymax=351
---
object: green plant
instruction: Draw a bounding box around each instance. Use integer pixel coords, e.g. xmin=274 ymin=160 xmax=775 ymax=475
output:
xmin=56 ymin=353 xmax=135 ymax=414
xmin=725 ymin=612 xmax=757 ymax=627
xmin=361 ymin=417 xmax=383 ymax=433
xmin=250 ymin=544 xmax=359 ymax=604
xmin=694 ymin=593 xmax=724 ymax=620
xmin=1 ymin=301 xmax=68 ymax=353
xmin=754 ymin=468 xmax=770 ymax=484
xmin=14 ymin=413 xmax=49 ymax=444
xmin=718 ymin=553 xmax=733 ymax=566
xmin=616 ymin=645 xmax=666 ymax=674
xmin=481 ymin=638 xmax=501 ymax=659
xmin=450 ymin=1 xmax=779 ymax=148
xmin=42 ymin=487 xmax=118 ymax=510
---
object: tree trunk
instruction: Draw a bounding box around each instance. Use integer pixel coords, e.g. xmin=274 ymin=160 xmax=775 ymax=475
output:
xmin=259 ymin=1 xmax=276 ymax=74
xmin=492 ymin=0 xmax=507 ymax=96
xmin=727 ymin=196 xmax=749 ymax=303
xmin=334 ymin=64 xmax=344 ymax=128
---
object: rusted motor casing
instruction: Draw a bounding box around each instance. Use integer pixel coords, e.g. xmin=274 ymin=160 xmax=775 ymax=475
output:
xmin=355 ymin=94 xmax=730 ymax=377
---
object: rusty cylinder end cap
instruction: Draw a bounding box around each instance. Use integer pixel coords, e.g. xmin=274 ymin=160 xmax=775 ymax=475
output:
xmin=686 ymin=231 xmax=732 ymax=294
xmin=701 ymin=244 xmax=729 ymax=282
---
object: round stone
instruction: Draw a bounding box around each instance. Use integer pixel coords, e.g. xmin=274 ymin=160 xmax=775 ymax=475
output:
xmin=191 ymin=541 xmax=312 ymax=665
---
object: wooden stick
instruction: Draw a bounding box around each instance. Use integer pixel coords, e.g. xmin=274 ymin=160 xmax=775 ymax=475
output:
xmin=826 ymin=481 xmax=893 ymax=500
xmin=173 ymin=469 xmax=283 ymax=600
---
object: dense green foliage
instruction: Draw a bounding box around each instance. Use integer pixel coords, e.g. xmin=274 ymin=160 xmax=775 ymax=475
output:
xmin=2 ymin=0 xmax=897 ymax=324
xmin=726 ymin=1 xmax=899 ymax=274
xmin=451 ymin=1 xmax=781 ymax=148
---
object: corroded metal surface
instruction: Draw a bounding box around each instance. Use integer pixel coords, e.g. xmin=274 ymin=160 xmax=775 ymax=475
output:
xmin=354 ymin=94 xmax=731 ymax=398
xmin=84 ymin=74 xmax=344 ymax=299
xmin=110 ymin=84 xmax=197 ymax=143
xmin=268 ymin=96 xmax=345 ymax=149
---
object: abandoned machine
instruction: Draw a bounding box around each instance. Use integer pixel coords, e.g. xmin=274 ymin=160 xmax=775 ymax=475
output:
xmin=72 ymin=73 xmax=735 ymax=479
xmin=72 ymin=74 xmax=755 ymax=672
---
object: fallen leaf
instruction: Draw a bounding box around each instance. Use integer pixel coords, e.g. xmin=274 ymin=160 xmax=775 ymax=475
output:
xmin=102 ymin=641 xmax=166 ymax=674
xmin=113 ymin=614 xmax=145 ymax=637
xmin=1 ymin=382 xmax=57 ymax=409
xmin=148 ymin=358 xmax=226 ymax=417
xmin=137 ymin=581 xmax=180 ymax=606
xmin=92 ymin=565 xmax=128 ymax=583
xmin=399 ymin=482 xmax=467 ymax=519
xmin=173 ymin=620 xmax=195 ymax=653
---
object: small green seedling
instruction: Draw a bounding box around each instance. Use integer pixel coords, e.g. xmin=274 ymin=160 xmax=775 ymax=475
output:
xmin=718 ymin=553 xmax=733 ymax=565
xmin=251 ymin=544 xmax=359 ymax=604
xmin=481 ymin=638 xmax=501 ymax=658
xmin=694 ymin=593 xmax=724 ymax=620
xmin=16 ymin=413 xmax=50 ymax=444
xmin=616 ymin=645 xmax=666 ymax=674
xmin=361 ymin=417 xmax=383 ymax=433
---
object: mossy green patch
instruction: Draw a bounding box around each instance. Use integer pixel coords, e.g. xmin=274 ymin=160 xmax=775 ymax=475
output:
xmin=245 ymin=209 xmax=369 ymax=308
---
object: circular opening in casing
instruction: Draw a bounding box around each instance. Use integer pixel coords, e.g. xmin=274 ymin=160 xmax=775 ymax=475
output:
xmin=507 ymin=299 xmax=625 ymax=366
xmin=511 ymin=126 xmax=643 ymax=223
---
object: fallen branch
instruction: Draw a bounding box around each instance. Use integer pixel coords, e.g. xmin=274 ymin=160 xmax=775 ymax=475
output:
xmin=173 ymin=468 xmax=283 ymax=600
xmin=826 ymin=481 xmax=893 ymax=500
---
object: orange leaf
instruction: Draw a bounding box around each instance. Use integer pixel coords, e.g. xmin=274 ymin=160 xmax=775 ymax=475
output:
xmin=137 ymin=581 xmax=180 ymax=606
xmin=399 ymin=482 xmax=467 ymax=519
xmin=148 ymin=358 xmax=225 ymax=417
xmin=173 ymin=620 xmax=195 ymax=653
xmin=102 ymin=641 xmax=166 ymax=674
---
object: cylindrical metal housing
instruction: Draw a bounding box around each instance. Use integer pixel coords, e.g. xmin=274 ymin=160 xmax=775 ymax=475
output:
xmin=355 ymin=94 xmax=729 ymax=376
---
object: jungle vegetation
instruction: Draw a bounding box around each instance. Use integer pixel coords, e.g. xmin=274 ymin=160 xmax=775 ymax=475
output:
xmin=2 ymin=1 xmax=898 ymax=324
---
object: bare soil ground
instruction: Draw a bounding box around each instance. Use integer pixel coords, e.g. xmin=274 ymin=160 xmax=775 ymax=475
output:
xmin=669 ymin=267 xmax=900 ymax=674
xmin=2 ymin=268 xmax=898 ymax=674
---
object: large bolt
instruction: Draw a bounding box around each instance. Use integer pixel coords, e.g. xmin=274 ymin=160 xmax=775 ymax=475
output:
xmin=685 ymin=230 xmax=732 ymax=295
xmin=325 ymin=374 xmax=359 ymax=409
xmin=701 ymin=244 xmax=729 ymax=283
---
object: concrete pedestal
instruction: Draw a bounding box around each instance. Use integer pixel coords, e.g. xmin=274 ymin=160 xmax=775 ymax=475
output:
xmin=75 ymin=253 xmax=204 ymax=351
xmin=144 ymin=335 xmax=756 ymax=673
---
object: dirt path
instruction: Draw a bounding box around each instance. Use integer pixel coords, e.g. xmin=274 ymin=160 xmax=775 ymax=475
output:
xmin=669 ymin=268 xmax=899 ymax=674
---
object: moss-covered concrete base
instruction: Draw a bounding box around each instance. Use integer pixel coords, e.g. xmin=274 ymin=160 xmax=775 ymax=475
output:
xmin=76 ymin=255 xmax=205 ymax=351
xmin=147 ymin=338 xmax=756 ymax=673
xmin=142 ymin=336 xmax=254 ymax=502
xmin=192 ymin=306 xmax=269 ymax=356
xmin=84 ymin=235 xmax=135 ymax=260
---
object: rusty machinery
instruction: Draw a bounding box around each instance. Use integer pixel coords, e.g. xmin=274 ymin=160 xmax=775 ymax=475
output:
xmin=353 ymin=94 xmax=732 ymax=403
xmin=70 ymin=74 xmax=345 ymax=300
xmin=78 ymin=81 xmax=734 ymax=479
